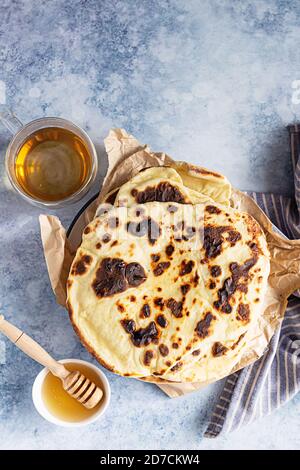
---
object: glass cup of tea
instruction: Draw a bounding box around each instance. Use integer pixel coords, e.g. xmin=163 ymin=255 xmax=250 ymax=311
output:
xmin=0 ymin=107 xmax=98 ymax=208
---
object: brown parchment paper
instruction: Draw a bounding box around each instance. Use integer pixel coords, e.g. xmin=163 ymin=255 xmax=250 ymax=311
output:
xmin=39 ymin=128 xmax=300 ymax=398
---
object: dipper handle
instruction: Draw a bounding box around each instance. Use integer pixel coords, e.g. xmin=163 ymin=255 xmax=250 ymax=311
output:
xmin=0 ymin=315 xmax=68 ymax=378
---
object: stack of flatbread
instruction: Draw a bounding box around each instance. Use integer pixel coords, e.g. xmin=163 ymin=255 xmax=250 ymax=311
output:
xmin=67 ymin=165 xmax=270 ymax=383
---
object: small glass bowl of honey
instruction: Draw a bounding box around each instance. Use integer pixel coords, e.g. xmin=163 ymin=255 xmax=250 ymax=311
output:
xmin=32 ymin=359 xmax=111 ymax=427
xmin=1 ymin=109 xmax=98 ymax=208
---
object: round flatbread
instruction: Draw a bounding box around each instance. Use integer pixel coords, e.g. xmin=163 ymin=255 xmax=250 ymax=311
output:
xmin=169 ymin=161 xmax=232 ymax=207
xmin=111 ymin=166 xmax=228 ymax=210
xmin=67 ymin=199 xmax=270 ymax=382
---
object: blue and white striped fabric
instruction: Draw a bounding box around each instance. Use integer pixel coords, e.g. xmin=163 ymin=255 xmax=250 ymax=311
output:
xmin=205 ymin=125 xmax=300 ymax=438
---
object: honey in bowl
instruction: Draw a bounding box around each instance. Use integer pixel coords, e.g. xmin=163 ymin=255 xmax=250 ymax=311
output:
xmin=14 ymin=127 xmax=92 ymax=202
xmin=42 ymin=362 xmax=104 ymax=422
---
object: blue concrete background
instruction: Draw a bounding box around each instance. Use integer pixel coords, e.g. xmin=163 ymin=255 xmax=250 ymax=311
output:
xmin=0 ymin=0 xmax=299 ymax=449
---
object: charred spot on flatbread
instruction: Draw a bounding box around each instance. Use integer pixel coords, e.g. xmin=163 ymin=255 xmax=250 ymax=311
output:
xmin=154 ymin=297 xmax=164 ymax=309
xmin=71 ymin=254 xmax=92 ymax=276
xmin=117 ymin=302 xmax=125 ymax=312
xmin=121 ymin=320 xmax=159 ymax=347
xmin=121 ymin=319 xmax=135 ymax=334
xmin=180 ymin=284 xmax=191 ymax=295
xmin=192 ymin=349 xmax=201 ymax=356
xmin=193 ymin=272 xmax=200 ymax=287
xmin=140 ymin=303 xmax=151 ymax=318
xmin=144 ymin=350 xmax=154 ymax=366
xmin=227 ymin=230 xmax=241 ymax=246
xmin=166 ymin=298 xmax=183 ymax=318
xmin=125 ymin=262 xmax=147 ymax=286
xmin=159 ymin=344 xmax=169 ymax=357
xmin=153 ymin=261 xmax=170 ymax=276
xmin=179 ymin=260 xmax=194 ymax=276
xmin=192 ymin=166 xmax=222 ymax=178
xmin=156 ymin=314 xmax=168 ymax=328
xmin=170 ymin=361 xmax=183 ymax=372
xmin=231 ymin=333 xmax=246 ymax=350
xmin=237 ymin=303 xmax=250 ymax=322
xmin=131 ymin=182 xmax=186 ymax=204
xmin=210 ymin=265 xmax=222 ymax=277
xmin=165 ymin=243 xmax=175 ymax=257
xmin=212 ymin=342 xmax=228 ymax=357
xmin=195 ymin=312 xmax=214 ymax=339
xmin=92 ymin=258 xmax=127 ymax=297
xmin=206 ymin=205 xmax=221 ymax=215
xmin=214 ymin=256 xmax=258 ymax=314
xmin=92 ymin=258 xmax=146 ymax=298
xmin=203 ymin=225 xmax=241 ymax=259
xmin=102 ymin=233 xmax=111 ymax=243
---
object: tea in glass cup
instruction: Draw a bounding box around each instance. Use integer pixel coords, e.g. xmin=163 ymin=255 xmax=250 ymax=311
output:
xmin=0 ymin=109 xmax=98 ymax=208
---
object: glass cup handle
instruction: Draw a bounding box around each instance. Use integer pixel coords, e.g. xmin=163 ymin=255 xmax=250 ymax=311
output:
xmin=0 ymin=105 xmax=23 ymax=135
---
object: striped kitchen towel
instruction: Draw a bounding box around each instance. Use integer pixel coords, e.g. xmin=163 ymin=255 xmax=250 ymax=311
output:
xmin=205 ymin=124 xmax=300 ymax=438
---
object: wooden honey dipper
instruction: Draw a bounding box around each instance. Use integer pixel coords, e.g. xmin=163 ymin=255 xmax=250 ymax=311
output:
xmin=0 ymin=315 xmax=103 ymax=409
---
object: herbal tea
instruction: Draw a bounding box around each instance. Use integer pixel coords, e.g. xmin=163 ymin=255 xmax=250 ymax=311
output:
xmin=14 ymin=127 xmax=92 ymax=202
xmin=42 ymin=362 xmax=104 ymax=422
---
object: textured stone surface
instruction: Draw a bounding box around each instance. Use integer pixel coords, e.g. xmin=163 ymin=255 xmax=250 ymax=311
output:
xmin=0 ymin=0 xmax=299 ymax=450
